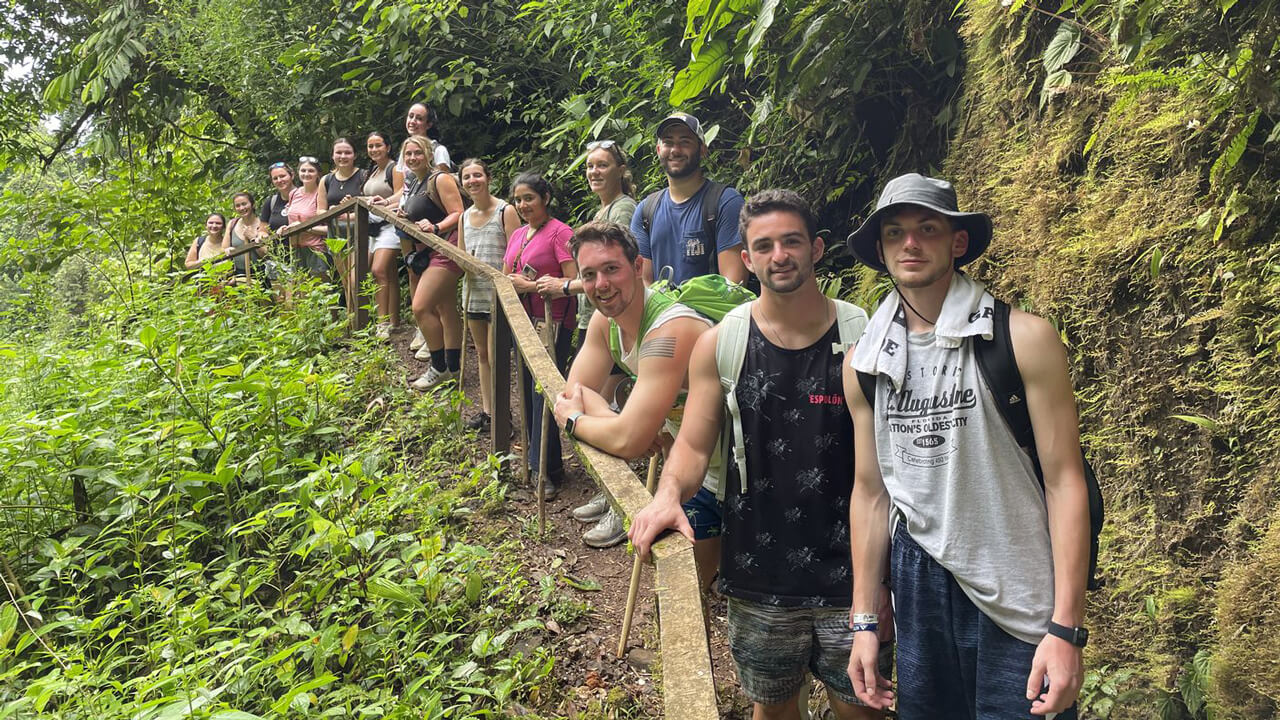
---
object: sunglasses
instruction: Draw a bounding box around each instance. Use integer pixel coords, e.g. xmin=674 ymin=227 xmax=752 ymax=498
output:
xmin=298 ymin=156 xmax=319 ymax=164
xmin=586 ymin=140 xmax=617 ymax=151
xmin=269 ymin=161 xmax=288 ymax=170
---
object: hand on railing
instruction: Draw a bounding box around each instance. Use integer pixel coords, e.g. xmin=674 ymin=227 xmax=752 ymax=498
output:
xmin=627 ymin=486 xmax=695 ymax=561
xmin=508 ymin=273 xmax=538 ymax=294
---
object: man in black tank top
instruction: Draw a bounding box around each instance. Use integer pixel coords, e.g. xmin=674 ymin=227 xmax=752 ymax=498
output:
xmin=630 ymin=190 xmax=889 ymax=719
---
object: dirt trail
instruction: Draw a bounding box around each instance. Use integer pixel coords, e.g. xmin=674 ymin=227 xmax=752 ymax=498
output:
xmin=391 ymin=324 xmax=757 ymax=718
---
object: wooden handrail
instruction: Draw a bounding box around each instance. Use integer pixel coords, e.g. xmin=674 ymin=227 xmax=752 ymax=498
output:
xmin=276 ymin=196 xmax=359 ymax=239
xmin=364 ymin=200 xmax=718 ymax=717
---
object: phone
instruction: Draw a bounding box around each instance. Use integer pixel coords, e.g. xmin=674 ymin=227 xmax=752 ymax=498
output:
xmin=521 ymin=263 xmax=538 ymax=280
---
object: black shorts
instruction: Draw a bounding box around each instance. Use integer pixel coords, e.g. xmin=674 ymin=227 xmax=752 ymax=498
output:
xmin=466 ymin=311 xmax=491 ymax=321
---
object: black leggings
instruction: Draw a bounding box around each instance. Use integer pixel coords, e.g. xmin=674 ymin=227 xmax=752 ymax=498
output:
xmin=520 ymin=323 xmax=574 ymax=477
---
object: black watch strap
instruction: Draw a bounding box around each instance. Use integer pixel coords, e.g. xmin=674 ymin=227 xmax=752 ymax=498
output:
xmin=1046 ymin=621 xmax=1088 ymax=648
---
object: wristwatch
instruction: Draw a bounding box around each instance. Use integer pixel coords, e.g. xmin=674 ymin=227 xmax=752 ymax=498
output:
xmin=564 ymin=411 xmax=584 ymax=439
xmin=1046 ymin=621 xmax=1089 ymax=648
xmin=562 ymin=279 xmax=572 ymax=297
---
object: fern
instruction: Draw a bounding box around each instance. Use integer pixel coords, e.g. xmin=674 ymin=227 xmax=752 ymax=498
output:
xmin=1209 ymin=109 xmax=1260 ymax=188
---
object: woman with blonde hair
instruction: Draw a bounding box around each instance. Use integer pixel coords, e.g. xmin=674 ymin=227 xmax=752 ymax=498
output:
xmin=398 ymin=135 xmax=466 ymax=390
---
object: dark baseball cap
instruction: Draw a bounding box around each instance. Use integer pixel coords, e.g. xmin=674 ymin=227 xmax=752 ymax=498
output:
xmin=656 ymin=112 xmax=707 ymax=145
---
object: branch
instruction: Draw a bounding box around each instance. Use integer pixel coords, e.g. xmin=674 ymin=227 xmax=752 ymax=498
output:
xmin=162 ymin=117 xmax=251 ymax=151
xmin=38 ymin=103 xmax=99 ymax=170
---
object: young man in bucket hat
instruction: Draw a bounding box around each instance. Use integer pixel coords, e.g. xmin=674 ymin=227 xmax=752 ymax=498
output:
xmin=843 ymin=173 xmax=1091 ymax=718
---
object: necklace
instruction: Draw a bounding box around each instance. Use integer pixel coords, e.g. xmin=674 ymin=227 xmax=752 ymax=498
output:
xmin=758 ymin=298 xmax=831 ymax=349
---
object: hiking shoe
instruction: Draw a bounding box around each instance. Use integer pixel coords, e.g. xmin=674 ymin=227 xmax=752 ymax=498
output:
xmin=374 ymin=322 xmax=392 ymax=340
xmin=582 ymin=509 xmax=626 ymax=548
xmin=465 ymin=412 xmax=491 ymax=432
xmin=410 ymin=367 xmax=457 ymax=391
xmin=409 ymin=328 xmax=426 ymax=351
xmin=572 ymin=492 xmax=610 ymax=523
xmin=538 ymin=471 xmax=563 ymax=501
xmin=414 ymin=344 xmax=432 ymax=361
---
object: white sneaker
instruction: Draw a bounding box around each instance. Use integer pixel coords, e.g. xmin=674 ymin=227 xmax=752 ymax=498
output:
xmin=572 ymin=492 xmax=610 ymax=523
xmin=409 ymin=328 xmax=425 ymax=351
xmin=374 ymin=322 xmax=392 ymax=340
xmin=410 ymin=367 xmax=457 ymax=391
xmin=414 ymin=344 xmax=432 ymax=361
xmin=582 ymin=509 xmax=626 ymax=548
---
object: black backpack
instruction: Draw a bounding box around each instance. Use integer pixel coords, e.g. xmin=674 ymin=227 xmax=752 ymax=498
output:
xmin=857 ymin=298 xmax=1105 ymax=590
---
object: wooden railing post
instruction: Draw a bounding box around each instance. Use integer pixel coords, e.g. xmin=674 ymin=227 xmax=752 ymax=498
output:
xmin=491 ymin=303 xmax=513 ymax=459
xmin=352 ymin=204 xmax=370 ymax=332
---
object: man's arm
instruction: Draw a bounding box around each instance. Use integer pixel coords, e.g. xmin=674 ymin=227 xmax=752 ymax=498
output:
xmin=1011 ymin=310 xmax=1089 ymax=715
xmin=842 ymin=351 xmax=895 ymax=710
xmin=628 ymin=327 xmax=725 ymax=557
xmin=557 ymin=317 xmax=706 ymax=460
xmin=716 ymin=247 xmax=746 ymax=283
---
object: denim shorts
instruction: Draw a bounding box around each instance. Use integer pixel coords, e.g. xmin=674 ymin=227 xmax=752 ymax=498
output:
xmin=682 ymin=486 xmax=722 ymax=540
xmin=892 ymin=526 xmax=1078 ymax=720
xmin=727 ymin=598 xmax=892 ymax=706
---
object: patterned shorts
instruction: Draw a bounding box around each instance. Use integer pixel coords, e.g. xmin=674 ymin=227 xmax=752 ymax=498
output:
xmin=682 ymin=486 xmax=722 ymax=540
xmin=727 ymin=598 xmax=893 ymax=707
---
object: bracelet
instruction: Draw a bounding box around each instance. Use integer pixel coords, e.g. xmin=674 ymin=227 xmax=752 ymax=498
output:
xmin=851 ymin=613 xmax=879 ymax=624
xmin=562 ymin=279 xmax=572 ymax=297
xmin=851 ymin=622 xmax=878 ymax=633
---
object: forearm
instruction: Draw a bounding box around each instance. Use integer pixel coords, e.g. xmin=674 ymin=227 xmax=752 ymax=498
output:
xmin=653 ymin=437 xmax=711 ymax=506
xmin=1045 ymin=476 xmax=1090 ymax=625
xmin=850 ymin=487 xmax=891 ymax=613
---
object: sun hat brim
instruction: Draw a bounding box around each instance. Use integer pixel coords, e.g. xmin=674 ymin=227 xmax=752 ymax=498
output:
xmin=846 ymin=203 xmax=992 ymax=273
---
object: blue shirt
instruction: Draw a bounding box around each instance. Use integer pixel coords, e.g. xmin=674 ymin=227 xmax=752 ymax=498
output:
xmin=631 ymin=180 xmax=745 ymax=287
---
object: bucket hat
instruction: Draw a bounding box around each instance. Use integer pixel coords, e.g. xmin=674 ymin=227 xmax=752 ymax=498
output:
xmin=846 ymin=173 xmax=992 ymax=273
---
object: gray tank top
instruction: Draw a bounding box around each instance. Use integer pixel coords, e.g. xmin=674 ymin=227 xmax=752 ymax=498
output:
xmin=873 ymin=330 xmax=1054 ymax=645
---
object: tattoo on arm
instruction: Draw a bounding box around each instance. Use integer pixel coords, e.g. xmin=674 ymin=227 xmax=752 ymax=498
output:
xmin=639 ymin=336 xmax=677 ymax=360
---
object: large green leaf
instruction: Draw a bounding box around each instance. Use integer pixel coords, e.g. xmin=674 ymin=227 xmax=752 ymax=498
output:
xmin=743 ymin=0 xmax=780 ymax=73
xmin=1043 ymin=21 xmax=1081 ymax=72
xmin=670 ymin=39 xmax=729 ymax=106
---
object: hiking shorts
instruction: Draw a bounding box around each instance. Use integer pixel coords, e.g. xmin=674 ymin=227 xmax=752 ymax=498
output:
xmin=727 ymin=597 xmax=892 ymax=707
xmin=892 ymin=526 xmax=1078 ymax=720
xmin=682 ymin=486 xmax=722 ymax=540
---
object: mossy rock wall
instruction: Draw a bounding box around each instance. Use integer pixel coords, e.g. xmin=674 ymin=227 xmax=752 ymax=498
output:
xmin=941 ymin=2 xmax=1280 ymax=716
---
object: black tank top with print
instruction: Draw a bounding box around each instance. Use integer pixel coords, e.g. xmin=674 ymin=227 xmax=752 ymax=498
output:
xmin=717 ymin=317 xmax=856 ymax=608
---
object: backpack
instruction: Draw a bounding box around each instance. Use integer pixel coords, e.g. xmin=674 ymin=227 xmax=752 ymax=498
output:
xmin=855 ymin=299 xmax=1105 ymax=591
xmin=639 ymin=180 xmax=727 ymax=274
xmin=607 ymin=274 xmax=756 ymax=374
xmin=713 ymin=299 xmax=869 ymax=498
xmin=428 ymin=170 xmax=473 ymax=212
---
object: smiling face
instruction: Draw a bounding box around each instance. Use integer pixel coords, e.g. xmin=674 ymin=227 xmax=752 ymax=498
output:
xmin=366 ymin=134 xmax=389 ymax=163
xmin=298 ymin=162 xmax=320 ymax=188
xmin=460 ymin=162 xmax=490 ymax=199
xmin=206 ymin=214 xmax=225 ymax=237
xmin=405 ymin=103 xmax=430 ymax=136
xmin=577 ymin=240 xmax=642 ymax=318
xmin=331 ymin=140 xmax=355 ymax=170
xmin=270 ymin=166 xmax=293 ymax=193
xmin=742 ymin=210 xmax=822 ymax=295
xmin=512 ymin=183 xmax=550 ymax=227
xmin=585 ymin=148 xmax=624 ymax=198
xmin=232 ymin=194 xmax=254 ymax=218
xmin=877 ymin=206 xmax=967 ymax=290
xmin=656 ymin=124 xmax=704 ymax=180
xmin=402 ymin=141 xmax=429 ymax=174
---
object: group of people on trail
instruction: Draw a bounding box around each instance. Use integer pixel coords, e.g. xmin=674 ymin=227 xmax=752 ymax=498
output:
xmin=188 ymin=100 xmax=1093 ymax=719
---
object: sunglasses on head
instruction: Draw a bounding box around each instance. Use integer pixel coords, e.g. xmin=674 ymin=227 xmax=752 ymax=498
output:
xmin=269 ymin=161 xmax=288 ymax=170
xmin=586 ymin=140 xmax=617 ymax=151
xmin=298 ymin=156 xmax=319 ymax=164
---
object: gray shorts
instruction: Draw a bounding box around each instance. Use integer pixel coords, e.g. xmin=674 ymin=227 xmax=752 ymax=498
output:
xmin=727 ymin=597 xmax=893 ymax=707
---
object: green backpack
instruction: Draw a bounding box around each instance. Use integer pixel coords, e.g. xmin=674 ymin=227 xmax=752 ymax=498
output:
xmin=607 ymin=274 xmax=757 ymax=374
xmin=712 ymin=299 xmax=869 ymax=497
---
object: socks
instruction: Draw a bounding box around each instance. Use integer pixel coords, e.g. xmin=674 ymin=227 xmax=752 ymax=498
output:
xmin=430 ymin=349 xmax=447 ymax=373
xmin=445 ymin=348 xmax=461 ymax=373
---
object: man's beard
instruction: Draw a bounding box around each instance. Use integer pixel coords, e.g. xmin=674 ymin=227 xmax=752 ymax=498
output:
xmin=662 ymin=153 xmax=702 ymax=179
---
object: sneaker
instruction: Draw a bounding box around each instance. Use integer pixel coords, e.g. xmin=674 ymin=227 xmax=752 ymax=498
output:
xmin=410 ymin=367 xmax=457 ymax=391
xmin=414 ymin=344 xmax=432 ymax=361
xmin=582 ymin=509 xmax=626 ymax=548
xmin=374 ymin=322 xmax=392 ymax=340
xmin=409 ymin=328 xmax=426 ymax=351
xmin=465 ymin=412 xmax=491 ymax=432
xmin=537 ymin=471 xmax=563 ymax=501
xmin=572 ymin=492 xmax=610 ymax=523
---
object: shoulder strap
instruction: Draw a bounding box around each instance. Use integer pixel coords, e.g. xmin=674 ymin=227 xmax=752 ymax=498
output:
xmin=639 ymin=190 xmax=664 ymax=235
xmin=700 ymin=181 xmax=727 ymax=274
xmin=713 ymin=302 xmax=755 ymax=497
xmin=974 ymin=299 xmax=1035 ymax=449
xmin=831 ymin=299 xmax=869 ymax=356
xmin=385 ymin=162 xmax=394 ymax=186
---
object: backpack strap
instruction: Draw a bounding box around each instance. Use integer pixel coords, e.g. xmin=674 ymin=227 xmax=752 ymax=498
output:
xmin=385 ymin=162 xmax=395 ymax=186
xmin=639 ymin=189 xmax=664 ymax=235
xmin=974 ymin=299 xmax=1036 ymax=450
xmin=831 ymin=299 xmax=869 ymax=356
xmin=713 ymin=302 xmax=754 ymax=498
xmin=699 ymin=181 xmax=727 ymax=275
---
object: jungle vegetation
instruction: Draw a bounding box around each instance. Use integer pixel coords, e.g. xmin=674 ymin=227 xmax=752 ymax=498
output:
xmin=1 ymin=0 xmax=1277 ymax=717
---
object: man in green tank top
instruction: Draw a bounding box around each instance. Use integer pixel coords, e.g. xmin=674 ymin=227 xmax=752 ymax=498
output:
xmin=552 ymin=221 xmax=721 ymax=583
